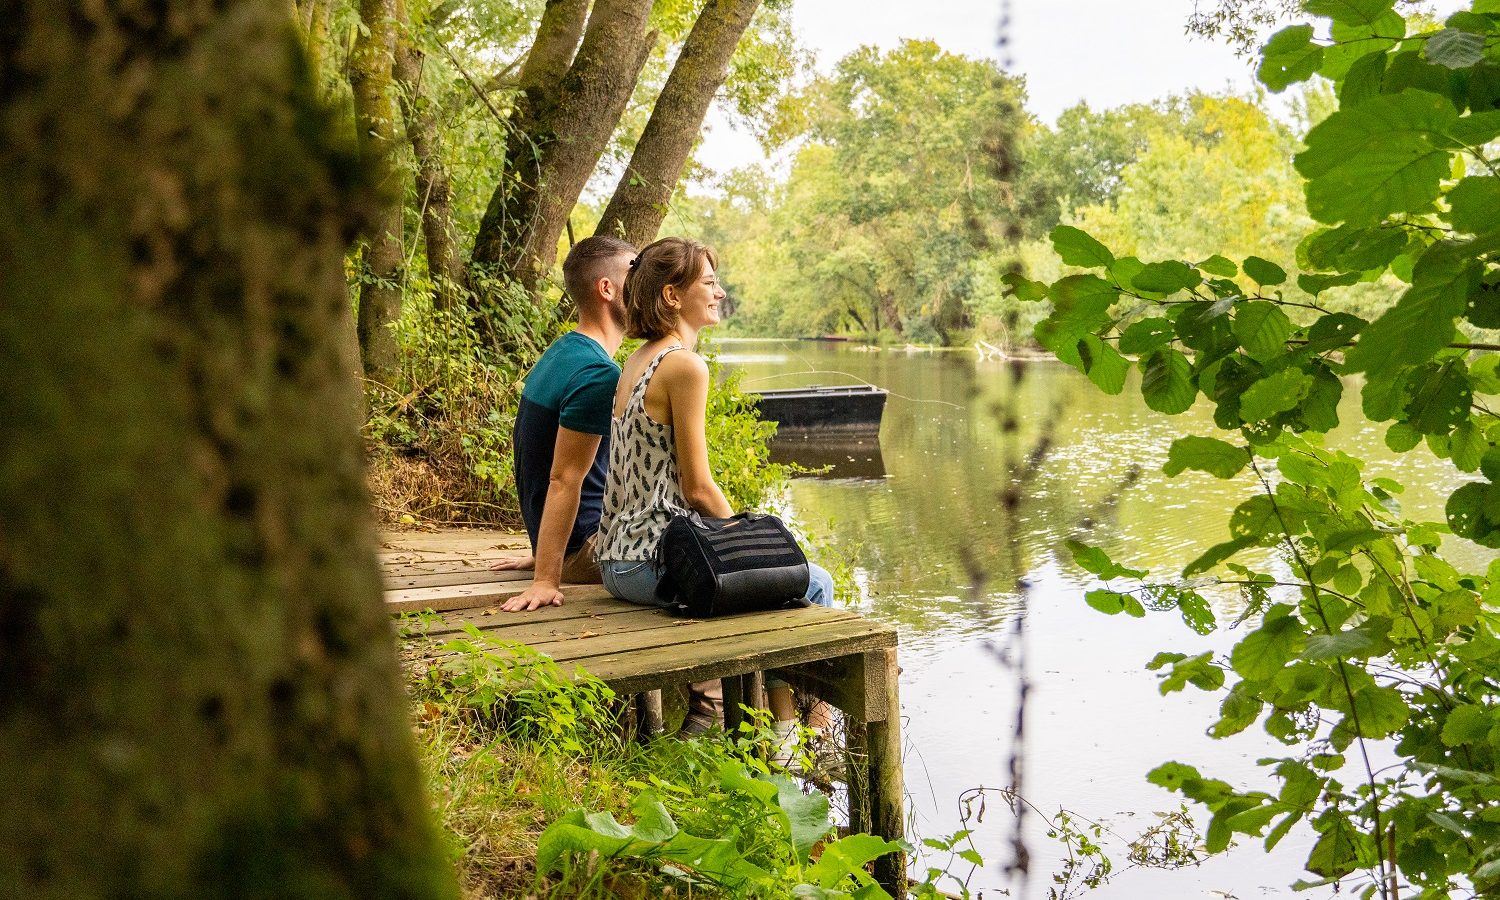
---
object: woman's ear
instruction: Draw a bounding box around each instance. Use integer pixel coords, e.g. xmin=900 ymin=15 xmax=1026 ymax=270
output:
xmin=663 ymin=285 xmax=680 ymax=309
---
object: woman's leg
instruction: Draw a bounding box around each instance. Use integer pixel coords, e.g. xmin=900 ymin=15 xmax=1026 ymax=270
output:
xmin=804 ymin=562 xmax=835 ymax=608
xmin=770 ymin=563 xmax=839 ymax=760
xmin=600 ymin=559 xmax=723 ymax=733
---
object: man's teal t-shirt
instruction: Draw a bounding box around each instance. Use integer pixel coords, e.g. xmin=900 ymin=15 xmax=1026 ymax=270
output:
xmin=513 ymin=331 xmax=620 ymax=556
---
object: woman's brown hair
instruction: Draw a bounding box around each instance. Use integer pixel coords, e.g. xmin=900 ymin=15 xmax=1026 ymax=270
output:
xmin=624 ymin=237 xmax=719 ymax=340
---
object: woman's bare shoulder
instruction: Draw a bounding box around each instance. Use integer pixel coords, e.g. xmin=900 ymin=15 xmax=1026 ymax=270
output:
xmin=656 ymin=347 xmax=709 ymax=382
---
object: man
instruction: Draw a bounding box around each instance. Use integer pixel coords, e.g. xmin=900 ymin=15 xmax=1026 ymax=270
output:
xmin=492 ymin=235 xmax=635 ymax=611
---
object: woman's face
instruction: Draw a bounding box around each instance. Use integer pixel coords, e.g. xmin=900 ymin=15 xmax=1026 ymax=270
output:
xmin=670 ymin=257 xmax=726 ymax=330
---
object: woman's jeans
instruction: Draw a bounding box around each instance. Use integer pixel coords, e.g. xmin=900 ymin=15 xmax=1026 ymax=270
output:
xmin=601 ymin=558 xmax=836 ymax=705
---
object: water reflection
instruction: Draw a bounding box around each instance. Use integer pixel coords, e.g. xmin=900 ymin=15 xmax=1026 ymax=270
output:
xmin=769 ymin=435 xmax=887 ymax=479
xmin=720 ymin=339 xmax=1474 ymax=898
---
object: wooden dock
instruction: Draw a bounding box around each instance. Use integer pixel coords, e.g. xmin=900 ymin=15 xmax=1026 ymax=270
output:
xmin=381 ymin=529 xmax=907 ymax=892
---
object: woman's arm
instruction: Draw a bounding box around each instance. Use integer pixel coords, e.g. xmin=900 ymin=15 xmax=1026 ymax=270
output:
xmin=663 ymin=352 xmax=733 ymax=517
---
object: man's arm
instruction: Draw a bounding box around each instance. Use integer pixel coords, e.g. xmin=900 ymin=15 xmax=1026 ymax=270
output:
xmin=500 ymin=426 xmax=603 ymax=612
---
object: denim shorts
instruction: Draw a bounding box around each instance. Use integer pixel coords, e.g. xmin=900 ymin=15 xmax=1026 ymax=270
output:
xmin=600 ymin=558 xmax=835 ymax=610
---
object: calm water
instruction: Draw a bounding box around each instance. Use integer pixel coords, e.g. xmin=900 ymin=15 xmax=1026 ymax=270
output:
xmin=718 ymin=338 xmax=1482 ymax=899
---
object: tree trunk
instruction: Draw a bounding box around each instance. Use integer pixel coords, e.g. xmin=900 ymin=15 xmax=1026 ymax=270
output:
xmin=394 ymin=2 xmax=467 ymax=311
xmin=471 ymin=0 xmax=655 ymax=298
xmin=595 ymin=0 xmax=763 ymax=246
xmin=879 ymin=291 xmax=904 ymax=336
xmin=295 ymin=0 xmax=337 ymax=80
xmin=352 ymin=0 xmax=405 ymax=384
xmin=0 ymin=1 xmax=453 ymax=897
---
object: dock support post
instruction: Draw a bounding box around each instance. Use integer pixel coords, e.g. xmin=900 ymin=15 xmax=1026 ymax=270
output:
xmin=635 ymin=690 xmax=663 ymax=739
xmin=868 ymin=647 xmax=906 ymax=895
xmin=723 ymin=675 xmax=747 ymax=733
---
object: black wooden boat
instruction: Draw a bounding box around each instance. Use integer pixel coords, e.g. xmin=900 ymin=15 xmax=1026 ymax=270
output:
xmin=751 ymin=384 xmax=887 ymax=434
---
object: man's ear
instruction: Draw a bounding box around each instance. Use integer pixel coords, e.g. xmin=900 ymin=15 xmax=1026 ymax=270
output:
xmin=596 ymin=275 xmax=615 ymax=303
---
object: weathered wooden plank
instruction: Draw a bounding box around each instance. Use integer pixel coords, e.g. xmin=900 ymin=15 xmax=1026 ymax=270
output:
xmin=386 ymin=580 xmax=617 ymax=614
xmin=414 ymin=606 xmax=869 ymax=666
xmin=533 ymin=608 xmax=869 ymax=664
xmin=380 ymin=557 xmax=524 ymax=576
xmin=383 ymin=568 xmax=532 ymax=590
xmin=559 ymin=620 xmax=898 ymax=695
xmin=395 ymin=589 xmax=642 ymax=638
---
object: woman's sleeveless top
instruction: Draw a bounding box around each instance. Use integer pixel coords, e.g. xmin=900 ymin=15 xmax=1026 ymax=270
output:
xmin=596 ymin=345 xmax=691 ymax=562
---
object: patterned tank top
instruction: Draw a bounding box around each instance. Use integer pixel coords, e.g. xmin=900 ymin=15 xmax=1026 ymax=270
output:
xmin=596 ymin=345 xmax=692 ymax=562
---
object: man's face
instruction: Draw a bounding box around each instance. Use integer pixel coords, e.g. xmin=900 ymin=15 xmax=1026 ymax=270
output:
xmin=602 ymin=252 xmax=633 ymax=327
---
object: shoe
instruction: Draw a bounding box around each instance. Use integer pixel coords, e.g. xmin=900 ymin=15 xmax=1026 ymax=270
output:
xmin=771 ymin=721 xmax=803 ymax=769
xmin=677 ymin=711 xmax=717 ymax=737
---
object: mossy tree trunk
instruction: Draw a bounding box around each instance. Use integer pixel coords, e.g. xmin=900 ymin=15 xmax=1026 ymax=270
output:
xmin=393 ymin=0 xmax=468 ymax=312
xmin=0 ymin=2 xmax=455 ymax=897
xmin=595 ymin=0 xmax=763 ymax=247
xmin=470 ymin=0 xmax=656 ymax=299
xmin=351 ymin=0 xmax=406 ymax=384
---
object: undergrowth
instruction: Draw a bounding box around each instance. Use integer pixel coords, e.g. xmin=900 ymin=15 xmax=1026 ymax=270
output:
xmin=402 ymin=625 xmax=974 ymax=899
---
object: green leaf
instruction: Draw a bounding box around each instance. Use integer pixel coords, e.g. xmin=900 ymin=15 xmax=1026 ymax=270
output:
xmin=1164 ymin=435 xmax=1250 ymax=478
xmin=1085 ymin=589 xmax=1145 ymax=617
xmin=1348 ymin=685 xmax=1408 ymax=737
xmin=1066 ymin=540 xmax=1148 ymax=579
xmin=1050 ymin=225 xmax=1114 ymax=268
xmin=1467 ymin=284 xmax=1500 ymax=329
xmin=1441 ymin=704 xmax=1492 ymax=747
xmin=1450 ymin=420 xmax=1487 ymax=472
xmin=1447 ymin=481 xmax=1500 ymax=547
xmin=1233 ymin=302 xmax=1293 ymax=361
xmin=1240 ymin=368 xmax=1314 ymax=422
xmin=1385 ymin=421 xmax=1421 ymax=451
xmin=1304 ymin=0 xmax=1396 ymax=28
xmin=1184 ymin=535 xmax=1257 ymax=576
xmin=1001 ymin=271 xmax=1049 ymax=302
xmin=1404 ymin=359 xmax=1472 ymax=434
xmin=1141 ymin=348 xmax=1197 ymax=414
xmin=768 ymin=773 xmax=835 ymax=862
xmin=806 ymin=833 xmax=904 ymax=889
xmin=1302 ymin=312 xmax=1366 ymax=353
xmin=1344 ymin=240 xmax=1479 ymax=412
xmin=1302 ymin=629 xmax=1377 ymax=661
xmin=1242 ymin=256 xmax=1287 ymax=286
xmin=1305 ymin=817 xmax=1371 ymax=879
xmin=1133 ymin=260 xmax=1203 ymax=293
xmin=1230 ymin=494 xmax=1282 ymax=541
xmin=1425 ymin=28 xmax=1487 ymax=69
xmin=1258 ymin=25 xmax=1325 ymax=92
xmin=1232 ymin=607 xmax=1305 ymax=681
xmin=1447 ymin=176 xmax=1500 ymax=234
xmin=1119 ymin=317 xmax=1175 ymax=354
xmin=1077 ymin=335 xmax=1129 ymax=395
xmin=1199 ymin=254 xmax=1238 ymax=277
xmin=1295 ymin=91 xmax=1461 ymax=226
xmin=1036 ymin=275 xmax=1118 ymax=364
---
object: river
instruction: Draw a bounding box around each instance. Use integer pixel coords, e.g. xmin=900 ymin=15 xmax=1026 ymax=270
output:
xmin=717 ymin=337 xmax=1479 ymax=900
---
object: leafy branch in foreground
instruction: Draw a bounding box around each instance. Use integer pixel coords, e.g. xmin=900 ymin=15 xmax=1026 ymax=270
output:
xmin=1011 ymin=1 xmax=1500 ymax=896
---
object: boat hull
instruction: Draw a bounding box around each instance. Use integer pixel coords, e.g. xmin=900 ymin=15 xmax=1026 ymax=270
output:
xmin=751 ymin=385 xmax=887 ymax=435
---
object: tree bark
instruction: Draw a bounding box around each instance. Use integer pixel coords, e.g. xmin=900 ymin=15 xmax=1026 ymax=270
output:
xmin=471 ymin=0 xmax=655 ymax=298
xmin=0 ymin=1 xmax=453 ymax=897
xmin=352 ymin=0 xmax=406 ymax=384
xmin=394 ymin=2 xmax=468 ymax=311
xmin=595 ymin=0 xmax=763 ymax=247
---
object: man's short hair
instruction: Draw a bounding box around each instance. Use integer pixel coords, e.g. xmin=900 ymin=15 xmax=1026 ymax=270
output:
xmin=563 ymin=235 xmax=636 ymax=308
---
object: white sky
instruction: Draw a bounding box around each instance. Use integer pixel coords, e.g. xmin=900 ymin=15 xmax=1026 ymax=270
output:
xmin=693 ymin=0 xmax=1462 ymax=181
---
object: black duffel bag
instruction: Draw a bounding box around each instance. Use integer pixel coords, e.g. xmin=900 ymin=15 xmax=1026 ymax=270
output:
xmin=654 ymin=511 xmax=812 ymax=617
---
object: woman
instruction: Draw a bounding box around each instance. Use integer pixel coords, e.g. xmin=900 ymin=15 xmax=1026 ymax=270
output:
xmin=595 ymin=236 xmax=834 ymax=751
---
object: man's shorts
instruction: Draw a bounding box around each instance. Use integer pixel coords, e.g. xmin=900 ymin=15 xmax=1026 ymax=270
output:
xmin=559 ymin=532 xmax=602 ymax=584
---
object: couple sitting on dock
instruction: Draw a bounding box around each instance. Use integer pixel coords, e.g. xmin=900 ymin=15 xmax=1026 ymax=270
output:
xmin=492 ymin=234 xmax=834 ymax=745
